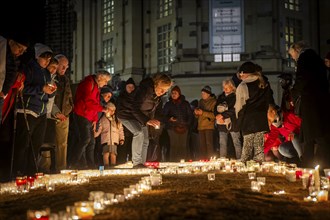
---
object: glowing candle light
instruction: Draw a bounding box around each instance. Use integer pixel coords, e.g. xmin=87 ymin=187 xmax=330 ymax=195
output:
xmin=314 ymin=165 xmax=320 ymax=189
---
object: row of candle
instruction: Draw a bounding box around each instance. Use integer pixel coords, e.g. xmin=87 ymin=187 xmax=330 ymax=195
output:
xmin=3 ymin=158 xmax=330 ymax=195
xmin=26 ymin=172 xmax=163 ymax=219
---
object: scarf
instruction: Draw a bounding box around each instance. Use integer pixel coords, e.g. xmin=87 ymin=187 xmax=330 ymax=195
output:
xmin=234 ymin=75 xmax=259 ymax=118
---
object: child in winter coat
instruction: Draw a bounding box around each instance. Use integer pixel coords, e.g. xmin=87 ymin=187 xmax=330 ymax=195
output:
xmin=95 ymin=102 xmax=124 ymax=168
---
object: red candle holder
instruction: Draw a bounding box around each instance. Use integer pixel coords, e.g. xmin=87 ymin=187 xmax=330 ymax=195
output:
xmin=16 ymin=176 xmax=27 ymax=186
xmin=27 ymin=176 xmax=35 ymax=188
xmin=16 ymin=176 xmax=28 ymax=192
xmin=295 ymin=169 xmax=303 ymax=180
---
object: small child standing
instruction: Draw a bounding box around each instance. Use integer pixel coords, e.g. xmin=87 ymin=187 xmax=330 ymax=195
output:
xmin=95 ymin=102 xmax=124 ymax=168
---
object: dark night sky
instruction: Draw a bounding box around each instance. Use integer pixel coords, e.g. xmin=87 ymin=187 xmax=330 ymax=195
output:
xmin=1 ymin=0 xmax=46 ymax=44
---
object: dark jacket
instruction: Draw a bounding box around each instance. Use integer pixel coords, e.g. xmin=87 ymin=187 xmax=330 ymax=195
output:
xmin=54 ymin=74 xmax=73 ymax=117
xmin=237 ymin=79 xmax=270 ymax=136
xmin=214 ymin=92 xmax=239 ymax=132
xmin=2 ymin=42 xmax=20 ymax=95
xmin=291 ymin=48 xmax=330 ymax=141
xmin=18 ymin=59 xmax=54 ymax=116
xmin=117 ymin=77 xmax=162 ymax=126
xmin=162 ymin=95 xmax=193 ymax=130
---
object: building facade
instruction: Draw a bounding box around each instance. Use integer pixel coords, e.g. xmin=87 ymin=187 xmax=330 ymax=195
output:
xmin=67 ymin=0 xmax=325 ymax=103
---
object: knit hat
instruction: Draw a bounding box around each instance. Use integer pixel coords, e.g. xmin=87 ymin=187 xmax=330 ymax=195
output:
xmin=201 ymin=85 xmax=212 ymax=94
xmin=34 ymin=43 xmax=53 ymax=59
xmin=106 ymin=102 xmax=116 ymax=109
xmin=325 ymin=51 xmax=330 ymax=60
xmin=101 ymin=85 xmax=113 ymax=95
xmin=6 ymin=31 xmax=30 ymax=47
xmin=237 ymin=61 xmax=256 ymax=74
xmin=126 ymin=77 xmax=136 ymax=86
xmin=171 ymin=85 xmax=181 ymax=95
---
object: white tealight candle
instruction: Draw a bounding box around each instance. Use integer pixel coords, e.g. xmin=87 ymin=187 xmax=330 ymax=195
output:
xmin=314 ymin=165 xmax=320 ymax=189
xmin=317 ymin=190 xmax=328 ymax=202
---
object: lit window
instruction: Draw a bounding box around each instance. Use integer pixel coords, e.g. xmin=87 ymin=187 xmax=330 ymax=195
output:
xmin=214 ymin=54 xmax=241 ymax=63
xmin=102 ymin=38 xmax=114 ymax=74
xmin=103 ymin=0 xmax=114 ymax=34
xmin=158 ymin=0 xmax=173 ymax=19
xmin=157 ymin=23 xmax=173 ymax=73
xmin=284 ymin=0 xmax=300 ymax=11
xmin=285 ymin=17 xmax=302 ymax=67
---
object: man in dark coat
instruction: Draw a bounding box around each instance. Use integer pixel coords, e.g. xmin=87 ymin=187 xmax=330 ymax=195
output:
xmin=289 ymin=41 xmax=330 ymax=169
xmin=117 ymin=73 xmax=172 ymax=168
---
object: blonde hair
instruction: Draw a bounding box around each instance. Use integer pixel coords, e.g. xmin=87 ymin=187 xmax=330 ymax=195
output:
xmin=222 ymin=78 xmax=236 ymax=92
xmin=152 ymin=73 xmax=172 ymax=87
xmin=289 ymin=41 xmax=309 ymax=53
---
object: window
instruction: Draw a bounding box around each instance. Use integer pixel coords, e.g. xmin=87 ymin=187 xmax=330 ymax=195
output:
xmin=157 ymin=23 xmax=173 ymax=73
xmin=158 ymin=0 xmax=173 ymax=19
xmin=284 ymin=0 xmax=300 ymax=12
xmin=285 ymin=17 xmax=302 ymax=67
xmin=103 ymin=0 xmax=114 ymax=34
xmin=102 ymin=39 xmax=114 ymax=74
xmin=214 ymin=53 xmax=240 ymax=62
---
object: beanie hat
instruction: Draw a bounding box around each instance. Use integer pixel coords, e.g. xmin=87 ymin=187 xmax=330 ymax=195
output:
xmin=325 ymin=51 xmax=330 ymax=60
xmin=106 ymin=102 xmax=116 ymax=109
xmin=34 ymin=43 xmax=53 ymax=59
xmin=171 ymin=85 xmax=181 ymax=95
xmin=201 ymin=85 xmax=212 ymax=94
xmin=101 ymin=85 xmax=113 ymax=95
xmin=126 ymin=77 xmax=136 ymax=86
xmin=6 ymin=31 xmax=30 ymax=47
xmin=238 ymin=61 xmax=256 ymax=74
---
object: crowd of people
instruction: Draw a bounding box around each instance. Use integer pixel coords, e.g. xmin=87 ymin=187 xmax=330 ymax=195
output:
xmin=0 ymin=34 xmax=330 ymax=182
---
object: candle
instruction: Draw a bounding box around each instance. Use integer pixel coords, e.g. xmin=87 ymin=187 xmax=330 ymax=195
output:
xmin=285 ymin=170 xmax=296 ymax=182
xmin=208 ymin=173 xmax=215 ymax=181
xmin=317 ymin=190 xmax=328 ymax=202
xmin=16 ymin=176 xmax=27 ymax=193
xmin=251 ymin=181 xmax=261 ymax=192
xmin=74 ymin=201 xmax=95 ymax=219
xmin=26 ymin=208 xmax=50 ymax=220
xmin=314 ymin=165 xmax=320 ymax=189
xmin=248 ymin=172 xmax=256 ymax=180
xmin=257 ymin=177 xmax=266 ymax=186
xmin=295 ymin=169 xmax=303 ymax=180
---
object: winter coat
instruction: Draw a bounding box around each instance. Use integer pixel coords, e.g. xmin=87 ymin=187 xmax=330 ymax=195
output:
xmin=73 ymin=75 xmax=103 ymax=122
xmin=163 ymin=95 xmax=193 ymax=130
xmin=116 ymin=89 xmax=136 ymax=120
xmin=96 ymin=115 xmax=124 ymax=146
xmin=291 ymin=48 xmax=330 ymax=142
xmin=53 ymin=74 xmax=73 ymax=117
xmin=197 ymin=95 xmax=216 ymax=130
xmin=264 ymin=125 xmax=282 ymax=154
xmin=264 ymin=111 xmax=301 ymax=154
xmin=17 ymin=59 xmax=54 ymax=116
xmin=117 ymin=77 xmax=162 ymax=125
xmin=2 ymin=73 xmax=25 ymax=121
xmin=0 ymin=36 xmax=20 ymax=95
xmin=214 ymin=92 xmax=239 ymax=132
xmin=236 ymin=79 xmax=270 ymax=136
xmin=278 ymin=111 xmax=301 ymax=142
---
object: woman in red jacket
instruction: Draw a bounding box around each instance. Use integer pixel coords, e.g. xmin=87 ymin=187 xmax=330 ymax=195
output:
xmin=264 ymin=104 xmax=302 ymax=161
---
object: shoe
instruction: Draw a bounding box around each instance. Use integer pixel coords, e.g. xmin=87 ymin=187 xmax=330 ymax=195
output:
xmin=133 ymin=164 xmax=147 ymax=169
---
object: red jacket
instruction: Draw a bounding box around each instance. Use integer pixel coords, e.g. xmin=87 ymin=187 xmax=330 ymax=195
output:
xmin=264 ymin=111 xmax=301 ymax=154
xmin=278 ymin=111 xmax=301 ymax=141
xmin=73 ymin=75 xmax=103 ymax=122
xmin=264 ymin=125 xmax=282 ymax=154
xmin=2 ymin=73 xmax=25 ymax=123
